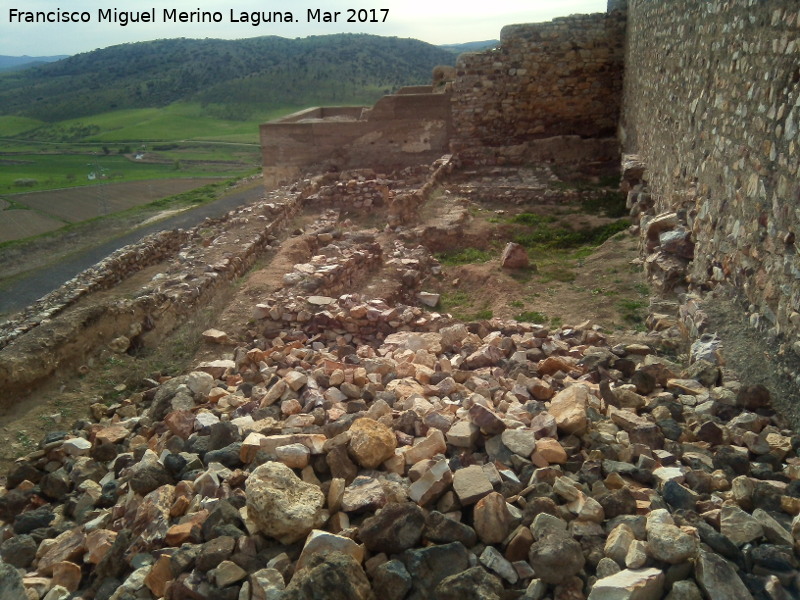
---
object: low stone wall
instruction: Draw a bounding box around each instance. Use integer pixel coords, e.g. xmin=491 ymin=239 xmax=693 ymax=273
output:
xmin=310 ymin=179 xmax=391 ymax=210
xmin=0 ymin=191 xmax=306 ymax=401
xmin=0 ymin=229 xmax=190 ymax=350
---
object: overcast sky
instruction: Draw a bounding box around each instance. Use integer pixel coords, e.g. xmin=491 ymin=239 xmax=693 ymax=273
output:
xmin=2 ymin=1 xmax=607 ymax=56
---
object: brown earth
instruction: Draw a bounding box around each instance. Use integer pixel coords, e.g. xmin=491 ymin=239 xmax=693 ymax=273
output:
xmin=0 ymin=163 xmax=654 ymax=473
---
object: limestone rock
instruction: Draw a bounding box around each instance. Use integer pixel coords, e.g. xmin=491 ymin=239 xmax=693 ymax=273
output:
xmin=372 ymin=560 xmax=413 ymax=600
xmin=349 ymin=418 xmax=397 ymax=469
xmin=453 ymin=464 xmax=494 ymax=505
xmin=501 ymin=242 xmax=530 ymax=269
xmin=588 ymin=568 xmax=664 ymax=600
xmin=501 ymin=428 xmax=537 ymax=457
xmin=548 ymin=385 xmax=590 ymax=435
xmin=474 ymin=492 xmax=513 ymax=545
xmin=646 ymin=522 xmax=697 ymax=564
xmin=296 ymin=530 xmax=364 ymax=571
xmin=246 ymin=462 xmax=327 ymax=544
xmin=719 ymin=504 xmax=763 ymax=546
xmin=401 ymin=542 xmax=471 ymax=600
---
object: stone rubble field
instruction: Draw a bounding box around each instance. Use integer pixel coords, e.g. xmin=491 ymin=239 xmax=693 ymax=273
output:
xmin=1 ymin=282 xmax=797 ymax=600
xmin=0 ymin=158 xmax=795 ymax=600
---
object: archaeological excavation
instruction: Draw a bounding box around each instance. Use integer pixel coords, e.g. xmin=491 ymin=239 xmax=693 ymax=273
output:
xmin=2 ymin=1 xmax=800 ymax=599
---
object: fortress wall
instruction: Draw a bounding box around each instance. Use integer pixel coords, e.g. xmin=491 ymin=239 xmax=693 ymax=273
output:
xmin=451 ymin=11 xmax=626 ymax=164
xmin=260 ymin=92 xmax=451 ymax=187
xmin=622 ymin=1 xmax=800 ymax=346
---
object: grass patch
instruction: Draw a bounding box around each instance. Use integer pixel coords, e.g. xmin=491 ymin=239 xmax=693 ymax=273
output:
xmin=435 ymin=247 xmax=493 ymax=266
xmin=510 ymin=212 xmax=557 ymax=226
xmin=581 ymin=192 xmax=628 ymax=218
xmin=0 ymin=151 xmax=254 ymax=194
xmin=617 ymin=298 xmax=648 ymax=324
xmin=470 ymin=309 xmax=494 ymax=321
xmin=438 ymin=290 xmax=493 ymax=321
xmin=439 ymin=290 xmax=471 ymax=311
xmin=514 ymin=310 xmax=547 ymax=323
xmin=513 ymin=220 xmax=630 ymax=250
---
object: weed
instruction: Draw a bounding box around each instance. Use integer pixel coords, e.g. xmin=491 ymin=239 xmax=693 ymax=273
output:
xmin=617 ymin=298 xmax=647 ymax=324
xmin=515 ymin=310 xmax=547 ymax=323
xmin=509 ymin=300 xmax=524 ymax=308
xmin=15 ymin=430 xmax=36 ymax=454
xmin=634 ymin=282 xmax=650 ymax=296
xmin=550 ymin=316 xmax=563 ymax=328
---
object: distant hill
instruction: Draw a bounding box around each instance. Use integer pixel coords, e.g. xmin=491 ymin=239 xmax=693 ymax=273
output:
xmin=0 ymin=55 xmax=69 ymax=72
xmin=0 ymin=35 xmax=456 ymax=122
xmin=439 ymin=40 xmax=499 ymax=55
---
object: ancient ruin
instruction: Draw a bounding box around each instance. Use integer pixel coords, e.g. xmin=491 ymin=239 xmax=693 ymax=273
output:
xmin=1 ymin=1 xmax=800 ymax=599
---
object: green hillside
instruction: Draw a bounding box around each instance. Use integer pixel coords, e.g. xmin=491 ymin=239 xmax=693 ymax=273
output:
xmin=0 ymin=34 xmax=456 ymax=123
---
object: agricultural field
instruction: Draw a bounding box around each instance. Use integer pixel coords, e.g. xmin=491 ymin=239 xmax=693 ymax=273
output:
xmin=0 ymin=178 xmax=225 ymax=243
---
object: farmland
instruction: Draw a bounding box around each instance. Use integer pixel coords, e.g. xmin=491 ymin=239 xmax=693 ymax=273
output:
xmin=0 ymin=178 xmax=228 ymax=243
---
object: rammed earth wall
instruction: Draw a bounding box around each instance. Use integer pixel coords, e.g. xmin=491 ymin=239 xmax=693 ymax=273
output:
xmin=622 ymin=1 xmax=800 ymax=345
xmin=451 ymin=11 xmax=626 ymax=163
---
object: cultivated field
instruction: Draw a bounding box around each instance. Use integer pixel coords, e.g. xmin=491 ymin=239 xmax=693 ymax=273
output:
xmin=0 ymin=178 xmax=224 ymax=242
xmin=0 ymin=209 xmax=64 ymax=241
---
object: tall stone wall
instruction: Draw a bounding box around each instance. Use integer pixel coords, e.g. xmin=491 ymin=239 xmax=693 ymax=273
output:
xmin=622 ymin=1 xmax=800 ymax=347
xmin=451 ymin=11 xmax=626 ymax=164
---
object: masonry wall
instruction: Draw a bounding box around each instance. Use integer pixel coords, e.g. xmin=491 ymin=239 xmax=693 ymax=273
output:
xmin=622 ymin=1 xmax=800 ymax=346
xmin=451 ymin=11 xmax=626 ymax=164
xmin=260 ymin=90 xmax=451 ymax=186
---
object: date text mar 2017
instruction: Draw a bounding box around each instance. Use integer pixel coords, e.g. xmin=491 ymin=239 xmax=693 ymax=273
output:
xmin=307 ymin=8 xmax=389 ymax=23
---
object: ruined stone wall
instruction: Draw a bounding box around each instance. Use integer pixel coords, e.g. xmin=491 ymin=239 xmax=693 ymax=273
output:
xmin=260 ymin=91 xmax=452 ymax=187
xmin=451 ymin=11 xmax=626 ymax=164
xmin=622 ymin=1 xmax=800 ymax=349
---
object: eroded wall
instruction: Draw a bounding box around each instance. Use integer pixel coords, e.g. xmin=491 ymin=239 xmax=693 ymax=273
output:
xmin=451 ymin=11 xmax=626 ymax=164
xmin=622 ymin=1 xmax=800 ymax=347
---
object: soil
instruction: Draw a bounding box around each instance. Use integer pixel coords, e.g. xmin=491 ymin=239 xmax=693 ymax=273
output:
xmin=0 ymin=164 xmax=651 ymax=473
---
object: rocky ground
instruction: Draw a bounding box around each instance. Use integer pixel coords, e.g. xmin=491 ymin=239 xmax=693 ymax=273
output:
xmin=0 ymin=158 xmax=796 ymax=600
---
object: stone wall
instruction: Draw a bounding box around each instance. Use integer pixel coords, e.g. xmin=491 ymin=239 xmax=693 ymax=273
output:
xmin=451 ymin=11 xmax=626 ymax=164
xmin=621 ymin=1 xmax=800 ymax=352
xmin=260 ymin=88 xmax=452 ymax=187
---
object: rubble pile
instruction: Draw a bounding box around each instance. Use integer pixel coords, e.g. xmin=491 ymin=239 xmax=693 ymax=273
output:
xmin=1 ymin=306 xmax=797 ymax=600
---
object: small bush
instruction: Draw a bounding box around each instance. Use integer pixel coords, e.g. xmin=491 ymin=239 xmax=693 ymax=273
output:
xmin=13 ymin=178 xmax=37 ymax=187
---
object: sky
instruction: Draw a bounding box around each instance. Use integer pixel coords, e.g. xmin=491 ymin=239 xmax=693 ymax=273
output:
xmin=1 ymin=1 xmax=607 ymax=56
